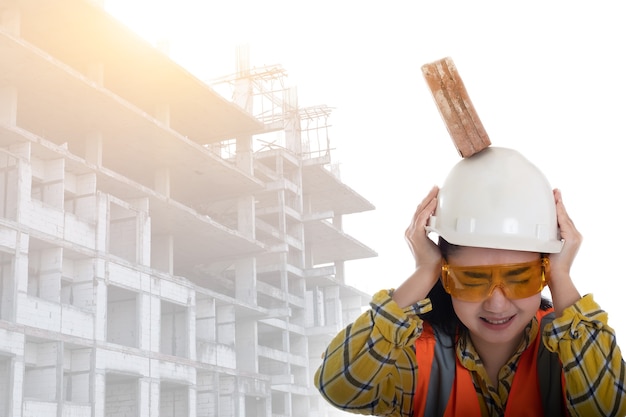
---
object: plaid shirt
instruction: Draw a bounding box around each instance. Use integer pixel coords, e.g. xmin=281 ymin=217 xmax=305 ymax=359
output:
xmin=314 ymin=290 xmax=626 ymax=417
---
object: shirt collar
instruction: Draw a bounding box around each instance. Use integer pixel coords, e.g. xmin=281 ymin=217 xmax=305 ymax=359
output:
xmin=457 ymin=315 xmax=539 ymax=372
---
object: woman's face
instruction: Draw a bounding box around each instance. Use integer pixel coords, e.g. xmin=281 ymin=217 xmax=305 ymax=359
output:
xmin=448 ymin=246 xmax=542 ymax=349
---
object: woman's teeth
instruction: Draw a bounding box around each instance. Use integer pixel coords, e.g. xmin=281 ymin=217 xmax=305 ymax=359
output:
xmin=483 ymin=317 xmax=512 ymax=325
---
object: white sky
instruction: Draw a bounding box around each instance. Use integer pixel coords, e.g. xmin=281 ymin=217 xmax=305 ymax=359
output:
xmin=104 ymin=1 xmax=626 ymax=345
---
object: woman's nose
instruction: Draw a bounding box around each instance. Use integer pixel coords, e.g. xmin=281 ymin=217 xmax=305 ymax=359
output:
xmin=483 ymin=285 xmax=509 ymax=311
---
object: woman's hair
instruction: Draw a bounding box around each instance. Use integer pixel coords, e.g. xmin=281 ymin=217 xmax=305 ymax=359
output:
xmin=419 ymin=237 xmax=553 ymax=339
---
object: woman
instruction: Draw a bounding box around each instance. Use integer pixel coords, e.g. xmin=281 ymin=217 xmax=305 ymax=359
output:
xmin=314 ymin=148 xmax=625 ymax=417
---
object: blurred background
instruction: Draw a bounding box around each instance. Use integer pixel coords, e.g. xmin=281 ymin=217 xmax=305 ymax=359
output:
xmin=106 ymin=0 xmax=626 ymax=341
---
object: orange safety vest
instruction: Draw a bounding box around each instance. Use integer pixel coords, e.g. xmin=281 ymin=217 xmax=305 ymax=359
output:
xmin=414 ymin=309 xmax=568 ymax=417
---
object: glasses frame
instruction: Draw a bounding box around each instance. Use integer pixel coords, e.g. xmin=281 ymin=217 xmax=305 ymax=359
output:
xmin=440 ymin=256 xmax=550 ymax=302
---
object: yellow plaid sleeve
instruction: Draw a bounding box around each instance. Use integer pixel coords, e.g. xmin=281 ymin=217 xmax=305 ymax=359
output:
xmin=543 ymin=294 xmax=626 ymax=417
xmin=314 ymin=289 xmax=430 ymax=417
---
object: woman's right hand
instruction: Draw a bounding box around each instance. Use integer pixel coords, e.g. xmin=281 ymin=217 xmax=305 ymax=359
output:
xmin=405 ymin=185 xmax=443 ymax=270
xmin=393 ymin=186 xmax=443 ymax=307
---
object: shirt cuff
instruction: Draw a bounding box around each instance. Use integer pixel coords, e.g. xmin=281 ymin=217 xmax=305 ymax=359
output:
xmin=543 ymin=294 xmax=609 ymax=347
xmin=370 ymin=289 xmax=431 ymax=346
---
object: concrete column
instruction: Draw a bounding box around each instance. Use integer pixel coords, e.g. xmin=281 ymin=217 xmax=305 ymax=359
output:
xmin=85 ymin=131 xmax=103 ymax=167
xmin=187 ymin=291 xmax=196 ymax=361
xmin=92 ymin=368 xmax=106 ymax=417
xmin=335 ymin=260 xmax=345 ymax=284
xmin=137 ymin=292 xmax=152 ymax=351
xmin=277 ymin=189 xmax=287 ymax=235
xmin=304 ymin=238 xmax=314 ymax=269
xmin=235 ymin=392 xmax=247 ymax=417
xmin=9 ymin=356 xmax=23 ymax=417
xmin=95 ymin=194 xmax=109 ymax=253
xmin=236 ymin=135 xmax=253 ymax=175
xmin=137 ymin=208 xmax=151 ymax=267
xmin=126 ymin=196 xmax=150 ymax=267
xmin=13 ymin=231 xmax=28 ymax=296
xmin=235 ymin=258 xmax=256 ymax=305
xmin=235 ymin=318 xmax=257 ymax=373
xmin=236 ymin=136 xmax=255 ymax=241
xmin=237 ymin=195 xmax=255 ymax=239
xmin=0 ymin=153 xmax=19 ymax=221
xmin=93 ymin=278 xmax=108 ymax=342
xmin=148 ymin=288 xmax=161 ymax=352
xmin=188 ymin=385 xmax=197 ymax=417
xmin=154 ymin=167 xmax=171 ymax=198
xmin=151 ymin=294 xmax=161 ymax=353
xmin=234 ymin=132 xmax=257 ymax=303
xmin=91 ymin=370 xmax=106 ymax=417
xmin=0 ymin=86 xmax=17 ymax=126
xmin=56 ymin=341 xmax=63 ymax=404
xmin=138 ymin=377 xmax=153 ymax=417
xmin=324 ymin=286 xmax=342 ymax=327
xmin=149 ymin=378 xmax=160 ymax=417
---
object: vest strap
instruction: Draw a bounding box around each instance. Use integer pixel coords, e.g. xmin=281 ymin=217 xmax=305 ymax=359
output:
xmin=423 ymin=324 xmax=455 ymax=417
xmin=416 ymin=310 xmax=566 ymax=416
xmin=536 ymin=312 xmax=566 ymax=416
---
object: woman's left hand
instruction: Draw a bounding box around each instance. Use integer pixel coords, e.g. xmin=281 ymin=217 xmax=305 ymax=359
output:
xmin=549 ymin=189 xmax=582 ymax=281
xmin=548 ymin=189 xmax=583 ymax=315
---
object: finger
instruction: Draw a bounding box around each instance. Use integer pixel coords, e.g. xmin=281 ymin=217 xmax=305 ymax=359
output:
xmin=420 ymin=196 xmax=438 ymax=225
xmin=554 ymin=189 xmax=576 ymax=228
xmin=407 ymin=186 xmax=439 ymax=242
xmin=416 ymin=185 xmax=439 ymax=211
xmin=423 ymin=185 xmax=439 ymax=205
xmin=553 ymin=189 xmax=583 ymax=250
xmin=412 ymin=186 xmax=439 ymax=222
xmin=409 ymin=185 xmax=439 ymax=228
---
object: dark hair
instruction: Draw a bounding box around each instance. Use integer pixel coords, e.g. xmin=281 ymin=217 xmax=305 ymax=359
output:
xmin=418 ymin=237 xmax=553 ymax=340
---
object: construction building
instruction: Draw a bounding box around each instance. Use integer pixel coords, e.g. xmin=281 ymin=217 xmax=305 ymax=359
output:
xmin=0 ymin=0 xmax=376 ymax=416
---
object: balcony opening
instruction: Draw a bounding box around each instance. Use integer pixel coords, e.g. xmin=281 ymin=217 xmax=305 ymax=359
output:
xmin=160 ymin=300 xmax=188 ymax=358
xmin=105 ymin=373 xmax=138 ymax=417
xmin=106 ymin=286 xmax=137 ymax=348
xmin=160 ymin=381 xmax=188 ymax=417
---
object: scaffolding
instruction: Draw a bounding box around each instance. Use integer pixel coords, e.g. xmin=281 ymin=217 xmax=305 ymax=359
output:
xmin=210 ymin=59 xmax=335 ymax=161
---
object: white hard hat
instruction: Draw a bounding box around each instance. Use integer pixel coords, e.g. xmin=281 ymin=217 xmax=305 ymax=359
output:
xmin=426 ymin=147 xmax=563 ymax=253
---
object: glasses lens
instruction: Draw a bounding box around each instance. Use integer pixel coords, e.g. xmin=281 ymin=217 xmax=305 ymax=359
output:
xmin=441 ymin=258 xmax=548 ymax=302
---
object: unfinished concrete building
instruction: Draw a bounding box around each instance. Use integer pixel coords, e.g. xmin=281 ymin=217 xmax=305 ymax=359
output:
xmin=0 ymin=0 xmax=375 ymax=416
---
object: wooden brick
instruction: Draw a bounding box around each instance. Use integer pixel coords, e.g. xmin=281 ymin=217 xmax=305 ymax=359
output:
xmin=421 ymin=57 xmax=491 ymax=157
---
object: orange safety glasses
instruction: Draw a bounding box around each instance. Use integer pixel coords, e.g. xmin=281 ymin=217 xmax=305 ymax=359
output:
xmin=441 ymin=257 xmax=550 ymax=302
